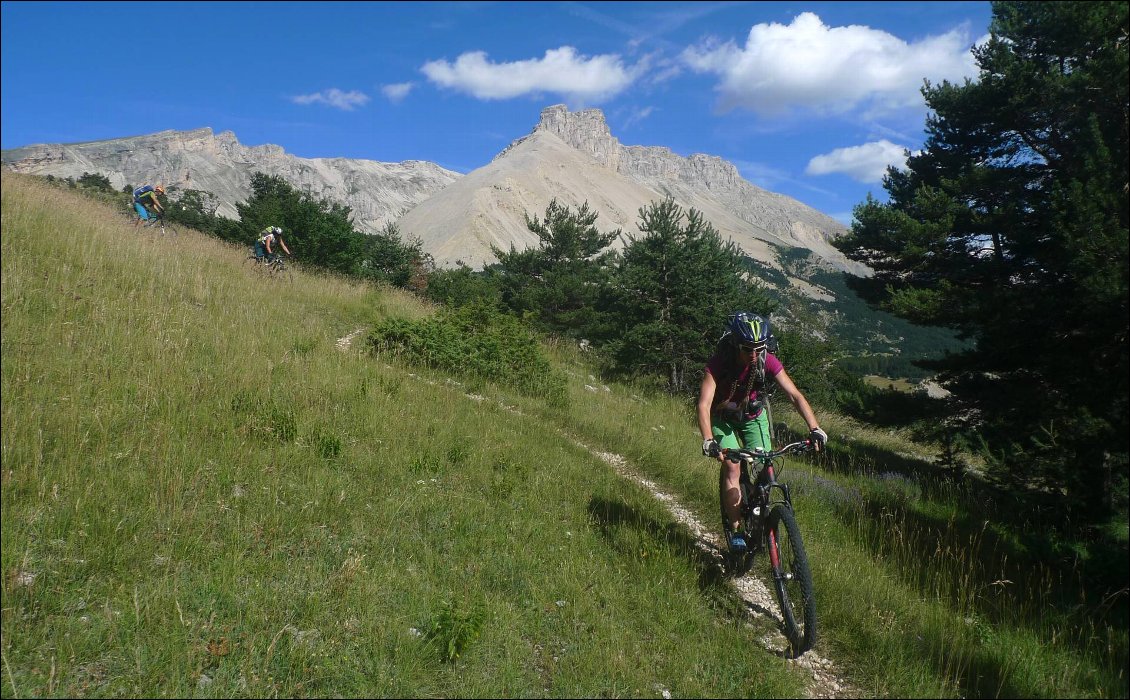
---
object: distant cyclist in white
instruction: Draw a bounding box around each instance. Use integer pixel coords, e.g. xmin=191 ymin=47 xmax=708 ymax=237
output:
xmin=254 ymin=226 xmax=291 ymax=263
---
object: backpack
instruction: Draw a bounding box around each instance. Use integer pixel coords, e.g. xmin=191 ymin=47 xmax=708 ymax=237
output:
xmin=133 ymin=185 xmax=154 ymax=200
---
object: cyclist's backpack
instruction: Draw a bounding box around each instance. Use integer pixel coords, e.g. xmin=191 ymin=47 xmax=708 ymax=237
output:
xmin=133 ymin=185 xmax=154 ymax=200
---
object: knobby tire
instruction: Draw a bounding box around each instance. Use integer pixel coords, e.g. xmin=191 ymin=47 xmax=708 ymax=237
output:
xmin=766 ymin=505 xmax=816 ymax=656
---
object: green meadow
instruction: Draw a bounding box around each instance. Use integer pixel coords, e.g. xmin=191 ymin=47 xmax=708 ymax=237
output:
xmin=2 ymin=174 xmax=1125 ymax=698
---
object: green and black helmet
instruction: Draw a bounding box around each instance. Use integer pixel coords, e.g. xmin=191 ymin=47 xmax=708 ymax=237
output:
xmin=726 ymin=311 xmax=772 ymax=349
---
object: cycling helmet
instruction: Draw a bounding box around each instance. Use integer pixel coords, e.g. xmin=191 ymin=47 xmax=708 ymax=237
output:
xmin=154 ymin=185 xmax=165 ymax=195
xmin=726 ymin=311 xmax=772 ymax=349
xmin=272 ymin=226 xmax=282 ymax=235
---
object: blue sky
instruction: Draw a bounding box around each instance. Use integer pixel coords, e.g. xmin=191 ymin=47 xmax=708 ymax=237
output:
xmin=1 ymin=1 xmax=992 ymax=224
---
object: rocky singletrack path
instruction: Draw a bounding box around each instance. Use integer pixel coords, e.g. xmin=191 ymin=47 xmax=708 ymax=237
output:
xmin=584 ymin=448 xmax=860 ymax=699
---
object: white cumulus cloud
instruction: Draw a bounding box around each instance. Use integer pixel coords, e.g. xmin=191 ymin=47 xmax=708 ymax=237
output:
xmin=382 ymin=82 xmax=415 ymax=103
xmin=806 ymin=140 xmax=915 ymax=183
xmin=291 ymin=88 xmax=371 ymax=111
xmin=421 ymin=46 xmax=643 ymax=103
xmin=682 ymin=12 xmax=979 ymax=116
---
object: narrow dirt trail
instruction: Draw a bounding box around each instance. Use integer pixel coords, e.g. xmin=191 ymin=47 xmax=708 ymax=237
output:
xmin=584 ymin=448 xmax=860 ymax=699
xmin=337 ymin=330 xmax=861 ymax=698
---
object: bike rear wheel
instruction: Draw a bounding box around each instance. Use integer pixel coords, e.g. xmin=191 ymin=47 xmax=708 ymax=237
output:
xmin=766 ymin=505 xmax=816 ymax=656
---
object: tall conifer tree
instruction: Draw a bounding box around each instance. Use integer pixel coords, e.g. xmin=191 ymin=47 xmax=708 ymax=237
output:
xmin=834 ymin=1 xmax=1129 ymax=524
xmin=605 ymin=198 xmax=774 ymax=392
xmin=492 ymin=199 xmax=619 ymax=338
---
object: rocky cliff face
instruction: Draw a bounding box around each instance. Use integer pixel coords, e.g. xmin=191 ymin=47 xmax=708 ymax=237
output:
xmin=527 ymin=105 xmax=859 ymax=271
xmin=404 ymin=104 xmax=867 ymax=279
xmin=0 ymin=128 xmax=461 ymax=234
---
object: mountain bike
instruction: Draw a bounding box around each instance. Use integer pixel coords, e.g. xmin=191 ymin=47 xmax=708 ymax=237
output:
xmin=719 ymin=439 xmax=817 ymax=656
xmin=133 ymin=208 xmax=178 ymax=237
xmin=246 ymin=251 xmax=293 ymax=281
xmin=266 ymin=254 xmax=293 ymax=281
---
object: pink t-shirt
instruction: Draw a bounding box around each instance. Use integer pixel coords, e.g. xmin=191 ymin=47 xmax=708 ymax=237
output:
xmin=706 ymin=351 xmax=783 ymax=418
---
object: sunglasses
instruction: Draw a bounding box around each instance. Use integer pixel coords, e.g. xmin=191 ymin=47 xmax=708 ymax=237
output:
xmin=738 ymin=344 xmax=765 ymax=354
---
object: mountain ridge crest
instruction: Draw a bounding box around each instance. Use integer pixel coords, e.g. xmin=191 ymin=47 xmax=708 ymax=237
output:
xmin=1 ymin=105 xmax=866 ymax=278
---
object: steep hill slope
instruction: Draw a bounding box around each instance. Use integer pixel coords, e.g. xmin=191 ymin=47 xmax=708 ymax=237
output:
xmin=0 ymin=174 xmax=830 ymax=698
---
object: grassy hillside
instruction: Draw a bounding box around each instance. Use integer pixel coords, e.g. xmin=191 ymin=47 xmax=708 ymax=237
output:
xmin=3 ymin=173 xmax=1125 ymax=698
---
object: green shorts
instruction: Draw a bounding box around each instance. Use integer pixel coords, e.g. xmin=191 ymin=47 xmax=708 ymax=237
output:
xmin=712 ymin=410 xmax=772 ymax=453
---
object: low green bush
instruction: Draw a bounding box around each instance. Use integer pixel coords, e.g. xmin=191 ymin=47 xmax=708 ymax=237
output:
xmin=368 ymin=303 xmax=567 ymax=406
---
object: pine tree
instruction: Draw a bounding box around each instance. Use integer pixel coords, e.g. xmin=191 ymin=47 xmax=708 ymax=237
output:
xmin=236 ymin=173 xmax=361 ymax=276
xmin=604 ymin=198 xmax=775 ymax=392
xmin=834 ymin=1 xmax=1129 ymax=525
xmin=492 ymin=199 xmax=619 ymax=338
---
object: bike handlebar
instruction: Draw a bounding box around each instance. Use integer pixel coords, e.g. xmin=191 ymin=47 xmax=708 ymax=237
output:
xmin=721 ymin=439 xmax=814 ymax=462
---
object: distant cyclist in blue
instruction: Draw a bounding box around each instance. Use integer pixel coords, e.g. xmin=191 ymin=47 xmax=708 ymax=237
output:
xmin=697 ymin=312 xmax=828 ymax=552
xmin=133 ymin=184 xmax=165 ymax=222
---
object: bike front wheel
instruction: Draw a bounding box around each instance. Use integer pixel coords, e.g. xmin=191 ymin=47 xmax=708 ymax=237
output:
xmin=270 ymin=263 xmax=293 ymax=282
xmin=765 ymin=505 xmax=816 ymax=656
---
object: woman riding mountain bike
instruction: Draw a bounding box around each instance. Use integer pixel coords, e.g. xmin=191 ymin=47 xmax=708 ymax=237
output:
xmin=696 ymin=312 xmax=828 ymax=552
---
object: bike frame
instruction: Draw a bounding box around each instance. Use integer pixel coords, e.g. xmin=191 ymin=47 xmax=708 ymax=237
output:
xmin=723 ymin=440 xmax=810 ymax=563
xmin=134 ymin=207 xmax=165 ymax=226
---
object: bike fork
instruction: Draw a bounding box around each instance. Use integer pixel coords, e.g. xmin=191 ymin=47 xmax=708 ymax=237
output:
xmin=767 ymin=527 xmax=781 ymax=570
